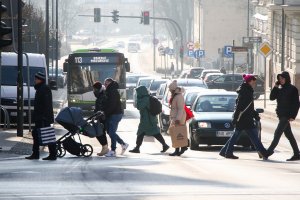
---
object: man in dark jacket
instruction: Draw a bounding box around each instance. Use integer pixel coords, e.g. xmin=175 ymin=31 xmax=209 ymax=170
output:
xmin=93 ymin=81 xmax=109 ymax=156
xmin=25 ymin=72 xmax=56 ymax=160
xmin=103 ymin=78 xmax=128 ymax=157
xmin=268 ymin=71 xmax=300 ymax=161
xmin=220 ymin=74 xmax=268 ymax=159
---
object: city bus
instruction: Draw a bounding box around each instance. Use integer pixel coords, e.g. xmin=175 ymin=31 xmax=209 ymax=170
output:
xmin=63 ymin=48 xmax=130 ymax=112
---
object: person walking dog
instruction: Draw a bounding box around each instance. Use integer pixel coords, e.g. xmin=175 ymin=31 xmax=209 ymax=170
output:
xmin=268 ymin=71 xmax=300 ymax=161
xmin=25 ymin=72 xmax=57 ymax=160
xmin=129 ymin=86 xmax=169 ymax=153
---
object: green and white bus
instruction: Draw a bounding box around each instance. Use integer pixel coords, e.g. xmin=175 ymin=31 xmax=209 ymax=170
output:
xmin=63 ymin=48 xmax=130 ymax=112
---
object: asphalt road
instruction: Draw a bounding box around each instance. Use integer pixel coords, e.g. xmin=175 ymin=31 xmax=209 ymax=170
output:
xmin=0 ymin=103 xmax=299 ymax=200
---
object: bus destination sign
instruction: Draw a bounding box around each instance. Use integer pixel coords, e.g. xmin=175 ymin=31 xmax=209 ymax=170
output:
xmin=72 ymin=56 xmax=118 ymax=64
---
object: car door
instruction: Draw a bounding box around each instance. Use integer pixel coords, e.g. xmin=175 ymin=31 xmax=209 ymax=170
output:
xmin=209 ymin=76 xmax=225 ymax=89
xmin=223 ymin=75 xmax=236 ymax=91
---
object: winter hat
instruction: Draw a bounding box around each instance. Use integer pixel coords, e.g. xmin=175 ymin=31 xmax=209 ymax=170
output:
xmin=35 ymin=72 xmax=46 ymax=81
xmin=243 ymin=74 xmax=256 ymax=83
xmin=168 ymin=80 xmax=178 ymax=91
xmin=277 ymin=71 xmax=291 ymax=84
xmin=93 ymin=81 xmax=102 ymax=89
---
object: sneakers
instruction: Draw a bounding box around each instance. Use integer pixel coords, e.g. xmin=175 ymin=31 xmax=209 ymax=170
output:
xmin=121 ymin=143 xmax=129 ymax=155
xmin=286 ymin=155 xmax=300 ymax=161
xmin=97 ymin=145 xmax=109 ymax=156
xmin=105 ymin=150 xmax=116 ymax=157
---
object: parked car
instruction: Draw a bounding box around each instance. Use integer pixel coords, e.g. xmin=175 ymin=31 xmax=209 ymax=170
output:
xmin=149 ymin=79 xmax=168 ymax=96
xmin=200 ymin=69 xmax=221 ymax=79
xmin=189 ymin=90 xmax=263 ymax=150
xmin=128 ymin=42 xmax=141 ymax=53
xmin=206 ymin=74 xmax=264 ymax=99
xmin=126 ymin=73 xmax=148 ymax=99
xmin=158 ymin=79 xmax=208 ymax=133
xmin=203 ymin=72 xmax=223 ymax=83
xmin=49 ymin=68 xmax=66 ymax=88
xmin=178 ymin=67 xmax=205 ymax=79
xmin=133 ymin=77 xmax=155 ymax=107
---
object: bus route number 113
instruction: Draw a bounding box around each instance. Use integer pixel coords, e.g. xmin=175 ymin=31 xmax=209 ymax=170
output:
xmin=75 ymin=57 xmax=83 ymax=64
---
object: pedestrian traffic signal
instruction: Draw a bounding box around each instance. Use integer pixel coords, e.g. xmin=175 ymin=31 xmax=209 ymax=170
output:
xmin=94 ymin=8 xmax=101 ymax=23
xmin=0 ymin=2 xmax=12 ymax=48
xmin=112 ymin=10 xmax=119 ymax=23
xmin=142 ymin=11 xmax=150 ymax=25
xmin=140 ymin=11 xmax=144 ymax=24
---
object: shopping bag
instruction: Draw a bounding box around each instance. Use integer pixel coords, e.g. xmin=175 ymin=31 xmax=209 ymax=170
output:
xmin=168 ymin=124 xmax=188 ymax=148
xmin=38 ymin=126 xmax=56 ymax=146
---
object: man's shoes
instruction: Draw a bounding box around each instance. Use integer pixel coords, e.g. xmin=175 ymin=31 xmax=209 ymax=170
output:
xmin=169 ymin=149 xmax=180 ymax=156
xmin=286 ymin=155 xmax=300 ymax=161
xmin=25 ymin=154 xmax=39 ymax=160
xmin=105 ymin=150 xmax=116 ymax=157
xmin=129 ymin=147 xmax=140 ymax=153
xmin=219 ymin=152 xmax=226 ymax=158
xmin=225 ymin=154 xmax=239 ymax=159
xmin=161 ymin=145 xmax=169 ymax=153
xmin=178 ymin=147 xmax=188 ymax=156
xmin=97 ymin=145 xmax=109 ymax=156
xmin=120 ymin=143 xmax=129 ymax=155
xmin=42 ymin=156 xmax=57 ymax=161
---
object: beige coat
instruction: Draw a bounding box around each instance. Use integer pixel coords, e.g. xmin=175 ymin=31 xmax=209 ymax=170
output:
xmin=169 ymin=87 xmax=186 ymax=125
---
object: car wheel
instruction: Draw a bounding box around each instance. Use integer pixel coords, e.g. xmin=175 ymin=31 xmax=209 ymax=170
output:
xmin=189 ymin=131 xmax=198 ymax=150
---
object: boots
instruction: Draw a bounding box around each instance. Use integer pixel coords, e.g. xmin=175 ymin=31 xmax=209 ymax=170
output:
xmin=43 ymin=144 xmax=57 ymax=160
xmin=129 ymin=147 xmax=140 ymax=153
xmin=178 ymin=147 xmax=188 ymax=156
xmin=161 ymin=145 xmax=170 ymax=153
xmin=169 ymin=148 xmax=180 ymax=156
xmin=97 ymin=145 xmax=109 ymax=156
xmin=25 ymin=152 xmax=39 ymax=160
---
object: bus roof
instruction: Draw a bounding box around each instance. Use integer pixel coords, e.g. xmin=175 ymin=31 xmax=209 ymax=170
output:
xmin=73 ymin=48 xmax=118 ymax=53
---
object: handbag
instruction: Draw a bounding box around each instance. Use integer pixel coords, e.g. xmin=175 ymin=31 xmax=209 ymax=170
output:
xmin=38 ymin=126 xmax=56 ymax=146
xmin=237 ymin=101 xmax=253 ymax=122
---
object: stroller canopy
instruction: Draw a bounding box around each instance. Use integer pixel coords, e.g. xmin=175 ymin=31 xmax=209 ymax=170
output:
xmin=55 ymin=107 xmax=86 ymax=132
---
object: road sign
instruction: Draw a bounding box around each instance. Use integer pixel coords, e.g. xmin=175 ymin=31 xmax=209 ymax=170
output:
xmin=231 ymin=46 xmax=248 ymax=53
xmin=187 ymin=42 xmax=194 ymax=50
xmin=224 ymin=46 xmax=233 ymax=58
xmin=194 ymin=41 xmax=200 ymax=49
xmin=259 ymin=42 xmax=272 ymax=57
xmin=243 ymin=37 xmax=262 ymax=44
xmin=165 ymin=47 xmax=170 ymax=54
xmin=158 ymin=45 xmax=164 ymax=52
xmin=194 ymin=50 xmax=205 ymax=58
xmin=188 ymin=50 xmax=194 ymax=57
xmin=167 ymin=49 xmax=175 ymax=55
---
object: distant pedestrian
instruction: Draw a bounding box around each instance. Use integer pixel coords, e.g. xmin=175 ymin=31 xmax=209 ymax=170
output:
xmin=220 ymin=74 xmax=268 ymax=159
xmin=103 ymin=78 xmax=128 ymax=157
xmin=25 ymin=72 xmax=57 ymax=160
xmin=92 ymin=81 xmax=109 ymax=156
xmin=129 ymin=86 xmax=169 ymax=153
xmin=170 ymin=62 xmax=175 ymax=78
xmin=267 ymin=71 xmax=300 ymax=161
xmin=220 ymin=67 xmax=226 ymax=74
xmin=168 ymin=80 xmax=188 ymax=156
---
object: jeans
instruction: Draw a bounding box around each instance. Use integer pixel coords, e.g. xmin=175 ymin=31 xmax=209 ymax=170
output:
xmin=268 ymin=117 xmax=299 ymax=155
xmin=135 ymin=133 xmax=167 ymax=148
xmin=220 ymin=128 xmax=267 ymax=157
xmin=106 ymin=114 xmax=125 ymax=151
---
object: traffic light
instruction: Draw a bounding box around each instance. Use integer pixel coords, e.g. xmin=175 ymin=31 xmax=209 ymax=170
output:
xmin=142 ymin=11 xmax=150 ymax=25
xmin=112 ymin=10 xmax=119 ymax=23
xmin=0 ymin=2 xmax=12 ymax=48
xmin=94 ymin=8 xmax=101 ymax=22
xmin=180 ymin=46 xmax=184 ymax=58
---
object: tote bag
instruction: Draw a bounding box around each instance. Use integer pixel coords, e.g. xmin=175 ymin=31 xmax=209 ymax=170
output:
xmin=38 ymin=127 xmax=56 ymax=146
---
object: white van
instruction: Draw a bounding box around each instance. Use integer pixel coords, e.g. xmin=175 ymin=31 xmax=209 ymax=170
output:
xmin=1 ymin=52 xmax=48 ymax=125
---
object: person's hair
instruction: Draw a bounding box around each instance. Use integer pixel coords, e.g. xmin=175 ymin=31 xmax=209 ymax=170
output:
xmin=104 ymin=78 xmax=114 ymax=83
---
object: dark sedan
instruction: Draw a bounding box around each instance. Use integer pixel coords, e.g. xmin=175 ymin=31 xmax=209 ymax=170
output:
xmin=189 ymin=90 xmax=263 ymax=150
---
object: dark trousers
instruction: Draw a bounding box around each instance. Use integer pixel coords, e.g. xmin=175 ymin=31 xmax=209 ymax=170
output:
xmin=136 ymin=133 xmax=167 ymax=148
xmin=96 ymin=132 xmax=108 ymax=146
xmin=268 ymin=117 xmax=300 ymax=155
xmin=32 ymin=124 xmax=56 ymax=157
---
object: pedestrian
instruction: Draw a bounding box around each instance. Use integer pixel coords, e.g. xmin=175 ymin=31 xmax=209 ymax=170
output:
xmin=92 ymin=81 xmax=109 ymax=156
xmin=168 ymin=80 xmax=188 ymax=156
xmin=220 ymin=66 xmax=226 ymax=74
xmin=129 ymin=86 xmax=169 ymax=153
xmin=219 ymin=74 xmax=268 ymax=159
xmin=170 ymin=62 xmax=175 ymax=78
xmin=25 ymin=72 xmax=57 ymax=160
xmin=267 ymin=71 xmax=300 ymax=161
xmin=103 ymin=78 xmax=128 ymax=157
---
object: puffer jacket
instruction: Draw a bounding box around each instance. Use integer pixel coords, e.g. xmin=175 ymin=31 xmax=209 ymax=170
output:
xmin=136 ymin=86 xmax=160 ymax=136
xmin=169 ymin=87 xmax=186 ymax=125
xmin=104 ymin=81 xmax=124 ymax=117
xmin=270 ymin=71 xmax=300 ymax=119
xmin=232 ymin=82 xmax=259 ymax=130
xmin=94 ymin=86 xmax=106 ymax=113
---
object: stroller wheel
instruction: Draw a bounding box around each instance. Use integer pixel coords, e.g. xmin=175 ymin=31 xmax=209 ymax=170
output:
xmin=81 ymin=144 xmax=93 ymax=157
xmin=57 ymin=144 xmax=66 ymax=158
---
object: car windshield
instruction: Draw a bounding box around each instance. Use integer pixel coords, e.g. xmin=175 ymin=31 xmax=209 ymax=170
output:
xmin=138 ymin=79 xmax=152 ymax=88
xmin=194 ymin=95 xmax=237 ymax=112
xmin=127 ymin=76 xmax=144 ymax=84
xmin=150 ymin=81 xmax=166 ymax=91
xmin=185 ymin=92 xmax=199 ymax=106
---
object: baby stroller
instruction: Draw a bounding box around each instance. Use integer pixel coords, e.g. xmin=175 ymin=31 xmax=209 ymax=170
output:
xmin=55 ymin=107 xmax=105 ymax=158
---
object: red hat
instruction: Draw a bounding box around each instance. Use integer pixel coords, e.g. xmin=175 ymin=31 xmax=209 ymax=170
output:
xmin=243 ymin=74 xmax=256 ymax=83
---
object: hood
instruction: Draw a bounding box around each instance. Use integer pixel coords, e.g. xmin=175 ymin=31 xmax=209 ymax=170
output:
xmin=135 ymin=86 xmax=149 ymax=98
xmin=236 ymin=82 xmax=253 ymax=94
xmin=106 ymin=81 xmax=119 ymax=91
xmin=174 ymin=87 xmax=185 ymax=94
xmin=277 ymin=71 xmax=291 ymax=84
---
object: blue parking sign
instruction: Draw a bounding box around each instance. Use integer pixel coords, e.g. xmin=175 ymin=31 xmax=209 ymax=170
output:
xmin=188 ymin=50 xmax=194 ymax=57
xmin=194 ymin=50 xmax=205 ymax=58
xmin=224 ymin=46 xmax=233 ymax=58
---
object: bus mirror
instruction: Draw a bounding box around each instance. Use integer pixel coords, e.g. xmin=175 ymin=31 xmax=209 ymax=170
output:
xmin=125 ymin=60 xmax=130 ymax=72
xmin=63 ymin=62 xmax=68 ymax=73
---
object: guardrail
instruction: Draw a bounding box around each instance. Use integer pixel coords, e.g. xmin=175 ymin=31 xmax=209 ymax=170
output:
xmin=0 ymin=106 xmax=10 ymax=129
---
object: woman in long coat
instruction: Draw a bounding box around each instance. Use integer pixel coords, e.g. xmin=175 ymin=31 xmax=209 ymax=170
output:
xmin=168 ymin=80 xmax=188 ymax=156
xmin=129 ymin=86 xmax=169 ymax=153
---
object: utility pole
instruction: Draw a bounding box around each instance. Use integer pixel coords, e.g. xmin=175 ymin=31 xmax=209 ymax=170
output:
xmin=247 ymin=0 xmax=250 ymax=73
xmin=17 ymin=0 xmax=23 ymax=137
xmin=281 ymin=0 xmax=285 ymax=71
xmin=153 ymin=0 xmax=156 ymax=72
xmin=46 ymin=0 xmax=49 ymax=74
xmin=55 ymin=0 xmax=58 ymax=85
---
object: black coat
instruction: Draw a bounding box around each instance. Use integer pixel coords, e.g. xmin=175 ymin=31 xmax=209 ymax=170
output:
xmin=104 ymin=81 xmax=123 ymax=117
xmin=33 ymin=82 xmax=54 ymax=127
xmin=232 ymin=82 xmax=258 ymax=130
xmin=270 ymin=72 xmax=300 ymax=119
xmin=94 ymin=90 xmax=106 ymax=113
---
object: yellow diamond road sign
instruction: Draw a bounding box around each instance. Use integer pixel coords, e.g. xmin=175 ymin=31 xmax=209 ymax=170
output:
xmin=259 ymin=42 xmax=272 ymax=57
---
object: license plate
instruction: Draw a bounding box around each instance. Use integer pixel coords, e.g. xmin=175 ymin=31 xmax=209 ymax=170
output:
xmin=216 ymin=131 xmax=234 ymax=137
xmin=10 ymin=112 xmax=27 ymax=117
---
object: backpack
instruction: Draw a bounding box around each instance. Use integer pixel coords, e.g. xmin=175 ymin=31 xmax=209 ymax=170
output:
xmin=149 ymin=96 xmax=162 ymax=116
xmin=184 ymin=105 xmax=194 ymax=121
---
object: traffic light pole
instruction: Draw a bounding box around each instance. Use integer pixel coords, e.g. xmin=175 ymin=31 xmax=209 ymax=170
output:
xmin=17 ymin=0 xmax=23 ymax=137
